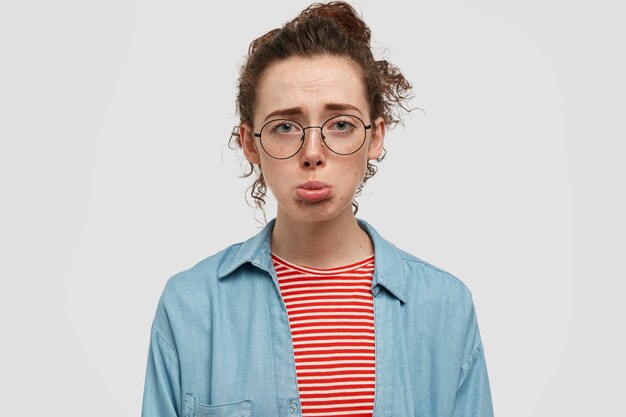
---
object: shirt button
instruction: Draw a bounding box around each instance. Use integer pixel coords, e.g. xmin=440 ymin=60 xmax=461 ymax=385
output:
xmin=289 ymin=399 xmax=296 ymax=413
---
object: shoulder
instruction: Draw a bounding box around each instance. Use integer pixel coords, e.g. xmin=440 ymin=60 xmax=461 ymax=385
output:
xmin=360 ymin=218 xmax=474 ymax=305
xmin=393 ymin=247 xmax=477 ymax=326
xmin=398 ymin=247 xmax=472 ymax=296
xmin=394 ymin=246 xmax=485 ymax=362
xmin=161 ymin=242 xmax=244 ymax=301
xmin=150 ymin=241 xmax=246 ymax=340
xmin=156 ymin=221 xmax=275 ymax=314
xmin=165 ymin=243 xmax=242 ymax=293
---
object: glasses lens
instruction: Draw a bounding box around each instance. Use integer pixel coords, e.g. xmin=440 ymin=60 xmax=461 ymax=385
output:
xmin=322 ymin=115 xmax=366 ymax=155
xmin=260 ymin=120 xmax=304 ymax=159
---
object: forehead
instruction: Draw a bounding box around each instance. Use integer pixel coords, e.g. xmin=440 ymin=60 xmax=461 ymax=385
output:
xmin=255 ymin=55 xmax=368 ymax=120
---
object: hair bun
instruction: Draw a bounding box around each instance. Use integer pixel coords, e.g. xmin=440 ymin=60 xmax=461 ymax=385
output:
xmin=288 ymin=1 xmax=371 ymax=47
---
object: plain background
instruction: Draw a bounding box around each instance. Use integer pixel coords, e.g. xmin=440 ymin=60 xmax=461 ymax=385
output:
xmin=1 ymin=0 xmax=624 ymax=415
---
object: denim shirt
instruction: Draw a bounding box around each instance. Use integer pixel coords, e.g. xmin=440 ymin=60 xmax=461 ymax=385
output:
xmin=141 ymin=219 xmax=494 ymax=417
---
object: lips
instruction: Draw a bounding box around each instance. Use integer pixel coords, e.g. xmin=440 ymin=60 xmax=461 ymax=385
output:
xmin=296 ymin=181 xmax=332 ymax=203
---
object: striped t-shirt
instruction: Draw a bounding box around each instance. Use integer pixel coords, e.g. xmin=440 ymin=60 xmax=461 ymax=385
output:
xmin=272 ymin=253 xmax=376 ymax=417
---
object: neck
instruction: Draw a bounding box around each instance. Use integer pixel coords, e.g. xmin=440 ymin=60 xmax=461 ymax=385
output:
xmin=271 ymin=207 xmax=374 ymax=269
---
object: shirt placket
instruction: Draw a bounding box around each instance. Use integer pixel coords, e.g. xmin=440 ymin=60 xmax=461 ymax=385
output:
xmin=371 ymin=282 xmax=396 ymax=417
xmin=266 ymin=267 xmax=303 ymax=417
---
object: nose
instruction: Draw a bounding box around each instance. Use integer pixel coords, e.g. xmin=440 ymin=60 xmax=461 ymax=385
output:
xmin=300 ymin=127 xmax=326 ymax=168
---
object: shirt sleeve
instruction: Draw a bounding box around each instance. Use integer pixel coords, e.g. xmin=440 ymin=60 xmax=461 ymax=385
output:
xmin=452 ymin=298 xmax=494 ymax=417
xmin=141 ymin=295 xmax=183 ymax=417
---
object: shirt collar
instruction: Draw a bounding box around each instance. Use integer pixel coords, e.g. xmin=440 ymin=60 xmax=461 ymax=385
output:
xmin=217 ymin=218 xmax=407 ymax=303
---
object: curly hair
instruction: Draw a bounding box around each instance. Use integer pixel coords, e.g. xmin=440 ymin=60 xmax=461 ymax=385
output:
xmin=229 ymin=1 xmax=412 ymax=216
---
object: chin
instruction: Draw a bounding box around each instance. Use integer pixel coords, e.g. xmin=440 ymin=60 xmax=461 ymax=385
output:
xmin=281 ymin=197 xmax=354 ymax=223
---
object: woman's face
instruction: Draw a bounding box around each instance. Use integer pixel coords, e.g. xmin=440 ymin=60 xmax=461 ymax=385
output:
xmin=240 ymin=55 xmax=385 ymax=224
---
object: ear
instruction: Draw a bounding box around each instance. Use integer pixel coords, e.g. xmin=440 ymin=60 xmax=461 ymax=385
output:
xmin=367 ymin=116 xmax=386 ymax=160
xmin=240 ymin=122 xmax=261 ymax=165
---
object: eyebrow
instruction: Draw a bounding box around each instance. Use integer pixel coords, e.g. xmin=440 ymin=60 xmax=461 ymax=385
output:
xmin=263 ymin=103 xmax=363 ymax=122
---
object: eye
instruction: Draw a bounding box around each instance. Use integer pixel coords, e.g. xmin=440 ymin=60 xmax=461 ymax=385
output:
xmin=336 ymin=121 xmax=350 ymax=130
xmin=269 ymin=121 xmax=300 ymax=135
xmin=328 ymin=119 xmax=356 ymax=132
xmin=277 ymin=123 xmax=294 ymax=133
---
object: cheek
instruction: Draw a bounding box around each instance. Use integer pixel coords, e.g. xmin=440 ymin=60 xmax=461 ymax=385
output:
xmin=258 ymin=159 xmax=285 ymax=193
xmin=336 ymin=156 xmax=369 ymax=190
xmin=352 ymin=153 xmax=370 ymax=179
xmin=261 ymin=166 xmax=274 ymax=189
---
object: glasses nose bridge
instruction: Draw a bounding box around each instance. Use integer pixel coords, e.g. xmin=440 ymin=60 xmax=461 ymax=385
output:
xmin=301 ymin=124 xmax=325 ymax=142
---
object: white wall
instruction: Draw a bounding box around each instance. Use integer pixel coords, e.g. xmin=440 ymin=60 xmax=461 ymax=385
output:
xmin=1 ymin=0 xmax=624 ymax=415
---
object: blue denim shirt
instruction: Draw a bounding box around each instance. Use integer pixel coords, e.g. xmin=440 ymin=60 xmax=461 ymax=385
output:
xmin=141 ymin=219 xmax=494 ymax=417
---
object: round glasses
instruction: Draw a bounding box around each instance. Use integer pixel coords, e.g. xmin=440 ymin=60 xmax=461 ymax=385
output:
xmin=253 ymin=114 xmax=372 ymax=160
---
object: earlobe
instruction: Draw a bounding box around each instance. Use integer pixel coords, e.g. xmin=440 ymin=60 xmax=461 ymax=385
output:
xmin=240 ymin=122 xmax=261 ymax=165
xmin=367 ymin=117 xmax=386 ymax=160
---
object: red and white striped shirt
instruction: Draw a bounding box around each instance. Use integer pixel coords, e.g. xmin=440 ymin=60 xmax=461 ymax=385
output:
xmin=273 ymin=253 xmax=376 ymax=417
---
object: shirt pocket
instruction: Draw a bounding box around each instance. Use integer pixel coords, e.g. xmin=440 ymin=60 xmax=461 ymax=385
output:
xmin=184 ymin=392 xmax=252 ymax=417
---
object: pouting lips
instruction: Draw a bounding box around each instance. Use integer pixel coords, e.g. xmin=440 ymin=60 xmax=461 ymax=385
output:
xmin=296 ymin=181 xmax=331 ymax=202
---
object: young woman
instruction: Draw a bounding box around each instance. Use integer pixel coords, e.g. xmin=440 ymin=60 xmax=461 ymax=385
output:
xmin=141 ymin=2 xmax=493 ymax=417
